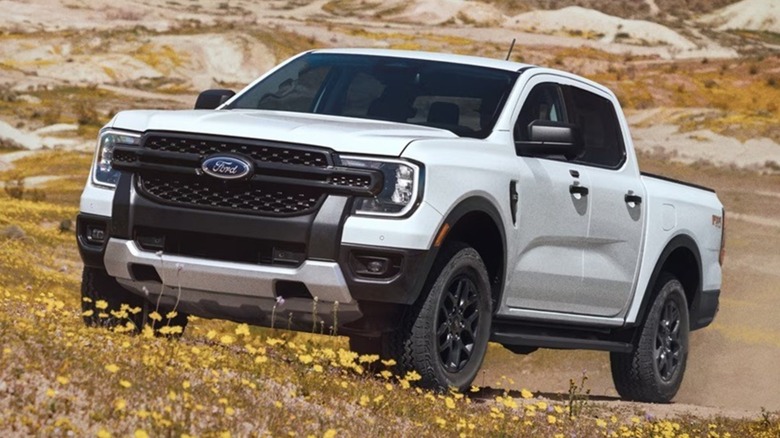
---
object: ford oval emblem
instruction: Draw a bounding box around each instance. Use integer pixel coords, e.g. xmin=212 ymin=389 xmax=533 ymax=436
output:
xmin=201 ymin=155 xmax=252 ymax=180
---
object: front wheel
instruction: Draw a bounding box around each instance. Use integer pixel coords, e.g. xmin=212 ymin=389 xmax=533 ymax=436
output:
xmin=610 ymin=273 xmax=690 ymax=403
xmin=395 ymin=242 xmax=492 ymax=392
xmin=81 ymin=267 xmax=189 ymax=336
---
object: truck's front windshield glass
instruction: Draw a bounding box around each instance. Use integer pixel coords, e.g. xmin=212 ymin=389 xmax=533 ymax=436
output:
xmin=228 ymin=53 xmax=519 ymax=139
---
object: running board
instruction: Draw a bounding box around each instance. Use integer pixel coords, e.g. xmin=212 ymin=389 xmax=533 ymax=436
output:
xmin=491 ymin=331 xmax=634 ymax=353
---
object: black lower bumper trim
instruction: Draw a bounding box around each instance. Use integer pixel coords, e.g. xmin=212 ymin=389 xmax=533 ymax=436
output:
xmin=76 ymin=213 xmax=110 ymax=269
xmin=338 ymin=244 xmax=435 ymax=305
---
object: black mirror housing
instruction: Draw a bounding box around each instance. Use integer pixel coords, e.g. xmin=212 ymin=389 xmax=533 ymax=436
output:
xmin=515 ymin=120 xmax=583 ymax=160
xmin=194 ymin=89 xmax=236 ymax=110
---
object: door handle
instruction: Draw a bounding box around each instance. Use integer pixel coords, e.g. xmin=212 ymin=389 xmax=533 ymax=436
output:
xmin=569 ymin=184 xmax=589 ymax=196
xmin=625 ymin=194 xmax=642 ymax=205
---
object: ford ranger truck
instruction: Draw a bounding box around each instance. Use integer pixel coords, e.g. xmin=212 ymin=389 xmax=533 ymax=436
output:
xmin=77 ymin=49 xmax=724 ymax=402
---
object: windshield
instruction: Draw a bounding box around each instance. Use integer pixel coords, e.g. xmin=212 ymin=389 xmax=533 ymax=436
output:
xmin=228 ymin=53 xmax=519 ymax=139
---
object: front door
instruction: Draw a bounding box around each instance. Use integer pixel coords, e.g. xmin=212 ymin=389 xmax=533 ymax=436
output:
xmin=505 ymin=80 xmax=592 ymax=312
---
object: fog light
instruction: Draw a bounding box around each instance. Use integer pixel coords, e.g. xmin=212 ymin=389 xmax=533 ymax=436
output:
xmin=86 ymin=225 xmax=106 ymax=244
xmin=349 ymin=252 xmax=402 ymax=279
xmin=366 ymin=260 xmax=386 ymax=274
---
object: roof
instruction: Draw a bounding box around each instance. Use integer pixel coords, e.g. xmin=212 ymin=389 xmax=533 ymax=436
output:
xmin=310 ymin=48 xmax=534 ymax=72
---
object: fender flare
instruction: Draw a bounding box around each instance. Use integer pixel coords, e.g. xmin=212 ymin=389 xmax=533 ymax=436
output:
xmin=432 ymin=196 xmax=508 ymax=306
xmin=630 ymin=234 xmax=702 ymax=328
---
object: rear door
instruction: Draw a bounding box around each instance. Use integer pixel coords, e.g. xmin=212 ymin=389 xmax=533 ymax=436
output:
xmin=563 ymin=85 xmax=646 ymax=317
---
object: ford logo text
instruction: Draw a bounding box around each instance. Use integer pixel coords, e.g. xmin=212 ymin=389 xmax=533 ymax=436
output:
xmin=201 ymin=155 xmax=252 ymax=180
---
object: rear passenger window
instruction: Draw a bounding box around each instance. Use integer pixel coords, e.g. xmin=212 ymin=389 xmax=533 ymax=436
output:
xmin=565 ymin=86 xmax=626 ymax=169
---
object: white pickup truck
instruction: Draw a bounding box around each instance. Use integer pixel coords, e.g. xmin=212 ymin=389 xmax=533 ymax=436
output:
xmin=77 ymin=49 xmax=724 ymax=402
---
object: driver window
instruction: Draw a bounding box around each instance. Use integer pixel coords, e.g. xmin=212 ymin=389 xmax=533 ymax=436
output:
xmin=514 ymin=83 xmax=566 ymax=141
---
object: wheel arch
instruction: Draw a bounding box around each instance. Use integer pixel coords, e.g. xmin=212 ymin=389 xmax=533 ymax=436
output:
xmin=432 ymin=196 xmax=507 ymax=310
xmin=632 ymin=234 xmax=702 ymax=329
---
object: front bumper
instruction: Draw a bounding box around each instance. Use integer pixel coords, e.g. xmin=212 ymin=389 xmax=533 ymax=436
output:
xmin=104 ymin=238 xmax=361 ymax=327
xmin=77 ymin=172 xmax=439 ymax=332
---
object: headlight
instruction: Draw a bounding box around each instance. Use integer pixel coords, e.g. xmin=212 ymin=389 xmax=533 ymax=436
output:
xmin=91 ymin=129 xmax=140 ymax=188
xmin=340 ymin=156 xmax=422 ymax=217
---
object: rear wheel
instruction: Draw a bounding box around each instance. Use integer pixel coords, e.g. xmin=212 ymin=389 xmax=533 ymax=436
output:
xmin=610 ymin=273 xmax=689 ymax=402
xmin=394 ymin=242 xmax=492 ymax=392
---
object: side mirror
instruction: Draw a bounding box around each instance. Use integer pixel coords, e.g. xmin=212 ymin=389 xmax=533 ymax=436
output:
xmin=194 ymin=89 xmax=236 ymax=110
xmin=515 ymin=120 xmax=583 ymax=160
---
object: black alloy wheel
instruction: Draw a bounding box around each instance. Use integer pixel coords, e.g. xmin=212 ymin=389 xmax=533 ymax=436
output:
xmin=437 ymin=274 xmax=481 ymax=373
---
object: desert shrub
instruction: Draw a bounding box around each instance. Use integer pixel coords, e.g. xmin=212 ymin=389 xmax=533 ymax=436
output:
xmin=0 ymin=224 xmax=25 ymax=240
xmin=3 ymin=176 xmax=24 ymax=200
xmin=75 ymin=102 xmax=100 ymax=126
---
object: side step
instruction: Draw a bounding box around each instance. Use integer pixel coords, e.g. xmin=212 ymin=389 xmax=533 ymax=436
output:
xmin=491 ymin=331 xmax=634 ymax=353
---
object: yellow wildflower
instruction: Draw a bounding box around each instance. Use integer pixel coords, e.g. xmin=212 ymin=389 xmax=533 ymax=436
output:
xmin=148 ymin=311 xmax=162 ymax=322
xmin=95 ymin=300 xmax=108 ymax=310
xmin=547 ymin=415 xmax=557 ymax=424
xmin=134 ymin=431 xmax=149 ymax=438
xmin=220 ymin=335 xmax=235 ymax=345
xmin=104 ymin=364 xmax=120 ymax=373
xmin=298 ymin=354 xmax=314 ymax=364
xmin=56 ymin=376 xmax=69 ymax=385
xmin=404 ymin=370 xmax=422 ymax=381
xmin=235 ymin=323 xmax=251 ymax=336
xmin=520 ymin=389 xmax=533 ymax=399
xmin=97 ymin=428 xmax=111 ymax=438
xmin=323 ymin=430 xmax=337 ymax=438
xmin=119 ymin=380 xmax=132 ymax=388
xmin=445 ymin=397 xmax=456 ymax=409
xmin=114 ymin=398 xmax=127 ymax=411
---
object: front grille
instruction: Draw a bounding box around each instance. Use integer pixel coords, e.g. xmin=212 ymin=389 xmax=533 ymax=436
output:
xmin=327 ymin=173 xmax=373 ymax=188
xmin=111 ymin=132 xmax=380 ymax=217
xmin=144 ymin=135 xmax=330 ymax=167
xmin=138 ymin=174 xmax=324 ymax=216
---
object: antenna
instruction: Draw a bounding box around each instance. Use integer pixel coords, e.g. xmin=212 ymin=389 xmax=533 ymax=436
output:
xmin=505 ymin=38 xmax=516 ymax=61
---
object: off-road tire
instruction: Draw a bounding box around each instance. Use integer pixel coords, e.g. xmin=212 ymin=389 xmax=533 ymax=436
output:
xmin=81 ymin=267 xmax=145 ymax=330
xmin=610 ymin=273 xmax=690 ymax=403
xmin=393 ymin=242 xmax=492 ymax=392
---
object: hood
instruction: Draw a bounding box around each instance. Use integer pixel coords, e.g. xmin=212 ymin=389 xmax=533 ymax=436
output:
xmin=110 ymin=109 xmax=459 ymax=157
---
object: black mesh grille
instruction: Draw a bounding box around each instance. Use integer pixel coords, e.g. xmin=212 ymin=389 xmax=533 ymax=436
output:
xmin=113 ymin=149 xmax=138 ymax=163
xmin=138 ymin=175 xmax=324 ymax=216
xmin=144 ymin=135 xmax=330 ymax=167
xmin=327 ymin=173 xmax=372 ymax=188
